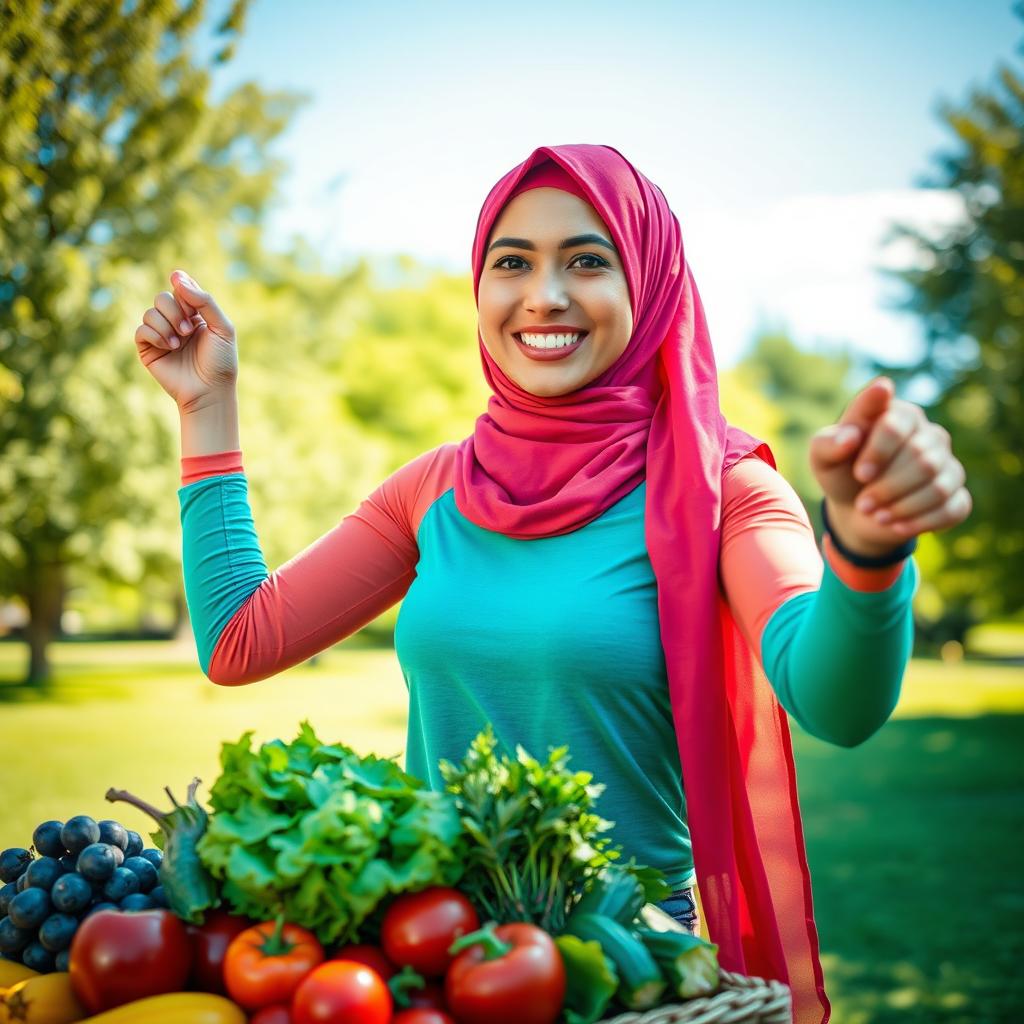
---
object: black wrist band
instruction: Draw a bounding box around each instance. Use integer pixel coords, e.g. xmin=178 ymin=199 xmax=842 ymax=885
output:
xmin=820 ymin=498 xmax=917 ymax=568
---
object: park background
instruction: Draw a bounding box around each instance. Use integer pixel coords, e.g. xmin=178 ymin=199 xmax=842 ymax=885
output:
xmin=1 ymin=1 xmax=1022 ymax=1020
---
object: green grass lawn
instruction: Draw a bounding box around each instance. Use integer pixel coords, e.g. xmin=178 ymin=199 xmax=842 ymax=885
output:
xmin=1 ymin=640 xmax=1022 ymax=1022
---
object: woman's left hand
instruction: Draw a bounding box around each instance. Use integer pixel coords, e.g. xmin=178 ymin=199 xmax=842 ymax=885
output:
xmin=808 ymin=376 xmax=972 ymax=557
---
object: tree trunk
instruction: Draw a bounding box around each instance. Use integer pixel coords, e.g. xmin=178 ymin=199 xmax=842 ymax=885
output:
xmin=22 ymin=559 xmax=66 ymax=688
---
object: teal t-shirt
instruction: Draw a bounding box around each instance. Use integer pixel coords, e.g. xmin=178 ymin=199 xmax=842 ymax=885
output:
xmin=395 ymin=479 xmax=697 ymax=889
xmin=178 ymin=463 xmax=917 ymax=897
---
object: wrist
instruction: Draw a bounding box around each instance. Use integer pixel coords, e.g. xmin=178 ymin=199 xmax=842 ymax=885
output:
xmin=821 ymin=497 xmax=917 ymax=568
xmin=179 ymin=391 xmax=240 ymax=458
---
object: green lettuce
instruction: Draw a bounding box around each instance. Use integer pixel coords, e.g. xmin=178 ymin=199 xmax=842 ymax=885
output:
xmin=196 ymin=721 xmax=466 ymax=945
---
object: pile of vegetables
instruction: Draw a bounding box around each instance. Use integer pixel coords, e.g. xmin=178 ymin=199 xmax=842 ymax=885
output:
xmin=0 ymin=722 xmax=732 ymax=1024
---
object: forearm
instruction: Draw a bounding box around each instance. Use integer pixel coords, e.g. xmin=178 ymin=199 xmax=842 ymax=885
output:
xmin=179 ymin=470 xmax=270 ymax=679
xmin=760 ymin=555 xmax=919 ymax=747
xmin=179 ymin=391 xmax=240 ymax=458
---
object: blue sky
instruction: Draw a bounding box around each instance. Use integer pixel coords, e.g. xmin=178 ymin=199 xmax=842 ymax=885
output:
xmin=202 ymin=0 xmax=1021 ymax=373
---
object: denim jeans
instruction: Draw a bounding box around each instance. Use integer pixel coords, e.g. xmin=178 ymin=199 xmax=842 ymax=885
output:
xmin=653 ymin=886 xmax=701 ymax=936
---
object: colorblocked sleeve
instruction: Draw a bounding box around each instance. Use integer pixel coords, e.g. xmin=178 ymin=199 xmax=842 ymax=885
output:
xmin=177 ymin=443 xmax=458 ymax=685
xmin=719 ymin=453 xmax=919 ymax=747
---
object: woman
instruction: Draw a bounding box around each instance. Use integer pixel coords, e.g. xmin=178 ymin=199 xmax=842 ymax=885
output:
xmin=134 ymin=144 xmax=970 ymax=1024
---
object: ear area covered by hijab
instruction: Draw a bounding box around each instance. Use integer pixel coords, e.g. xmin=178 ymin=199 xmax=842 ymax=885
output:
xmin=454 ymin=144 xmax=831 ymax=1024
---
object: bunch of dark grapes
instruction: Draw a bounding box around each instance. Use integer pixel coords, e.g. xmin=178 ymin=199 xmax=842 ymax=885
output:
xmin=0 ymin=816 xmax=169 ymax=973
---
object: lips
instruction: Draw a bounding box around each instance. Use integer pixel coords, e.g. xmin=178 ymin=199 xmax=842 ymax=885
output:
xmin=513 ymin=331 xmax=587 ymax=361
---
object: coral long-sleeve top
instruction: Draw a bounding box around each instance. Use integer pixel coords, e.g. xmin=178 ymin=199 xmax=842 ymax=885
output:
xmin=179 ymin=444 xmax=917 ymax=890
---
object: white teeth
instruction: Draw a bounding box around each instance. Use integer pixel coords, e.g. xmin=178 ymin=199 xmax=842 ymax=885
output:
xmin=519 ymin=332 xmax=583 ymax=349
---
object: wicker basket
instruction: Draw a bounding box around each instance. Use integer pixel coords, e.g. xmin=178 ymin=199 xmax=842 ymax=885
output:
xmin=598 ymin=969 xmax=791 ymax=1024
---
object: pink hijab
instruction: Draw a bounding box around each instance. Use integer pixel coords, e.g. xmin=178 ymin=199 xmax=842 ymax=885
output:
xmin=454 ymin=144 xmax=830 ymax=1024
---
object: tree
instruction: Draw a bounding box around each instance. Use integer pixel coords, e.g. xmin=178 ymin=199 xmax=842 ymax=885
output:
xmin=872 ymin=7 xmax=1024 ymax=642
xmin=733 ymin=328 xmax=856 ymax=532
xmin=0 ymin=0 xmax=308 ymax=686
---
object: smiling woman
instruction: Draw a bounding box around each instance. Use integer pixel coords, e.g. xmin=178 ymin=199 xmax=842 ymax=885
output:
xmin=478 ymin=176 xmax=633 ymax=397
xmin=131 ymin=142 xmax=977 ymax=1024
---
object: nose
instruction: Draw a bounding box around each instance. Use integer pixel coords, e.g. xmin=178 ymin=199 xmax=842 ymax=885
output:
xmin=523 ymin=265 xmax=570 ymax=314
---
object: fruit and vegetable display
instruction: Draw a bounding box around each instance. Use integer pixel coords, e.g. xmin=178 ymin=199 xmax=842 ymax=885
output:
xmin=0 ymin=722 xmax=749 ymax=1024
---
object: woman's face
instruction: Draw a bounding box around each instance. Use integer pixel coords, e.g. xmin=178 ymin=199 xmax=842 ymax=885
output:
xmin=478 ymin=187 xmax=633 ymax=397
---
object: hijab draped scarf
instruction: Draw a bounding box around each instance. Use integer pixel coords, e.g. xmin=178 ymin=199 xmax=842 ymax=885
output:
xmin=453 ymin=144 xmax=829 ymax=1023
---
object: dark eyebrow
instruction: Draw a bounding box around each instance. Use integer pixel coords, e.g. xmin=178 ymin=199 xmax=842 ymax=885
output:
xmin=486 ymin=232 xmax=618 ymax=255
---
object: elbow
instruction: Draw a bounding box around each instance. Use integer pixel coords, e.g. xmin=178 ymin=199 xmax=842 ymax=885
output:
xmin=817 ymin=713 xmax=893 ymax=749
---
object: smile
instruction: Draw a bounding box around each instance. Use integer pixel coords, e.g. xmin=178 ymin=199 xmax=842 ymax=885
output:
xmin=513 ymin=332 xmax=587 ymax=362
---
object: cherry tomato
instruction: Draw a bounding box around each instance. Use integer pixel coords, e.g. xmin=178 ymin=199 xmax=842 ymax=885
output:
xmin=330 ymin=943 xmax=397 ymax=981
xmin=394 ymin=1011 xmax=455 ymax=1024
xmin=251 ymin=1005 xmax=292 ymax=1024
xmin=223 ymin=918 xmax=324 ymax=1010
xmin=381 ymin=887 xmax=479 ymax=978
xmin=291 ymin=961 xmax=392 ymax=1024
xmin=68 ymin=908 xmax=192 ymax=1013
xmin=186 ymin=909 xmax=255 ymax=995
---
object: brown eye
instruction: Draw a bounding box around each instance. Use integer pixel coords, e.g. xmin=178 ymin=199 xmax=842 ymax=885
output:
xmin=571 ymin=253 xmax=609 ymax=269
xmin=493 ymin=255 xmax=527 ymax=270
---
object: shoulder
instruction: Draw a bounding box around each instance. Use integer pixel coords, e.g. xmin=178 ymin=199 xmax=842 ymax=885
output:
xmin=721 ymin=451 xmax=812 ymax=532
xmin=359 ymin=442 xmax=459 ymax=542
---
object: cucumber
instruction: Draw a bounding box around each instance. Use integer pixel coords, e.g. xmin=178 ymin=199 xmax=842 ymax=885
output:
xmin=562 ymin=912 xmax=666 ymax=1010
xmin=635 ymin=926 xmax=720 ymax=998
xmin=569 ymin=866 xmax=646 ymax=925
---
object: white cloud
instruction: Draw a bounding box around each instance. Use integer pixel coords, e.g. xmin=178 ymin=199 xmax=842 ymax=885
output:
xmin=264 ymin=175 xmax=969 ymax=374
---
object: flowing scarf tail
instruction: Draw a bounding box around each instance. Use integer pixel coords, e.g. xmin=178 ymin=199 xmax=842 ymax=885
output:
xmin=720 ymin=589 xmax=831 ymax=1023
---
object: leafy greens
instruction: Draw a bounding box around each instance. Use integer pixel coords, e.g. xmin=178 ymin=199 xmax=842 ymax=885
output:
xmin=196 ymin=721 xmax=466 ymax=945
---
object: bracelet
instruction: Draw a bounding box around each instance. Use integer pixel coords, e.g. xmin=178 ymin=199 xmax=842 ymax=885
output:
xmin=820 ymin=498 xmax=917 ymax=568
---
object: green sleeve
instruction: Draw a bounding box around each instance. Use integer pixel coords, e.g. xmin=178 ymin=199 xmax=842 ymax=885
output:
xmin=178 ymin=473 xmax=268 ymax=675
xmin=759 ymin=556 xmax=919 ymax=747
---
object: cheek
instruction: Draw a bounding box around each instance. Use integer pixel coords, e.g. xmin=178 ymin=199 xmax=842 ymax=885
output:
xmin=599 ymin=287 xmax=633 ymax=360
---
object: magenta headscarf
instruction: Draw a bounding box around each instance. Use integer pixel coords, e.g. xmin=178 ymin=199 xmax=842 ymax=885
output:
xmin=454 ymin=145 xmax=830 ymax=1024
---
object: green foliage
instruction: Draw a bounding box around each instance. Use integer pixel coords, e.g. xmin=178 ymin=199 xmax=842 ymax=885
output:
xmin=0 ymin=0 xmax=307 ymax=681
xmin=196 ymin=721 xmax=467 ymax=945
xmin=733 ymin=329 xmax=856 ymax=531
xmin=873 ymin=11 xmax=1024 ymax=633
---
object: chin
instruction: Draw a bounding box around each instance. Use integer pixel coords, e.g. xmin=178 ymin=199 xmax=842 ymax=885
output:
xmin=509 ymin=369 xmax=582 ymax=398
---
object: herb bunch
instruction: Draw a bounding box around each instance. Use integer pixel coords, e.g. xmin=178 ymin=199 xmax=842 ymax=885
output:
xmin=439 ymin=725 xmax=655 ymax=934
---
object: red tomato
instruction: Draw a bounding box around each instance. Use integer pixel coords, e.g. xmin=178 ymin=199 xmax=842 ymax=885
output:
xmin=402 ymin=978 xmax=446 ymax=1010
xmin=223 ymin=919 xmax=324 ymax=1010
xmin=330 ymin=943 xmax=397 ymax=981
xmin=68 ymin=908 xmax=193 ymax=1013
xmin=291 ymin=961 xmax=392 ymax=1024
xmin=186 ymin=909 xmax=255 ymax=995
xmin=445 ymin=922 xmax=565 ymax=1024
xmin=251 ymin=1005 xmax=293 ymax=1024
xmin=394 ymin=1011 xmax=455 ymax=1024
xmin=381 ymin=887 xmax=479 ymax=978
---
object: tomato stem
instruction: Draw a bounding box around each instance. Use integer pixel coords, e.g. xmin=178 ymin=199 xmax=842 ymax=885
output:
xmin=448 ymin=921 xmax=512 ymax=961
xmin=389 ymin=964 xmax=427 ymax=1007
xmin=259 ymin=910 xmax=295 ymax=957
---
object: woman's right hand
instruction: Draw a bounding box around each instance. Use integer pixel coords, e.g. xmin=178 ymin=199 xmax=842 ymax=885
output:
xmin=134 ymin=270 xmax=239 ymax=410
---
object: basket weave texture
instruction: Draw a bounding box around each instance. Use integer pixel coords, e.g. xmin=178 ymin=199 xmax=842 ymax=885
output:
xmin=598 ymin=969 xmax=792 ymax=1024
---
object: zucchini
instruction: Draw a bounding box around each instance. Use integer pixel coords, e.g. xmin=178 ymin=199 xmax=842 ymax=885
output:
xmin=569 ymin=866 xmax=645 ymax=925
xmin=562 ymin=912 xmax=666 ymax=1011
xmin=635 ymin=927 xmax=720 ymax=998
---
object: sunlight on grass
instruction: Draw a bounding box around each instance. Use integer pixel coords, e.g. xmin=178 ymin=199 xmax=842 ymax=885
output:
xmin=895 ymin=657 xmax=1024 ymax=717
xmin=1 ymin=639 xmax=1022 ymax=1021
